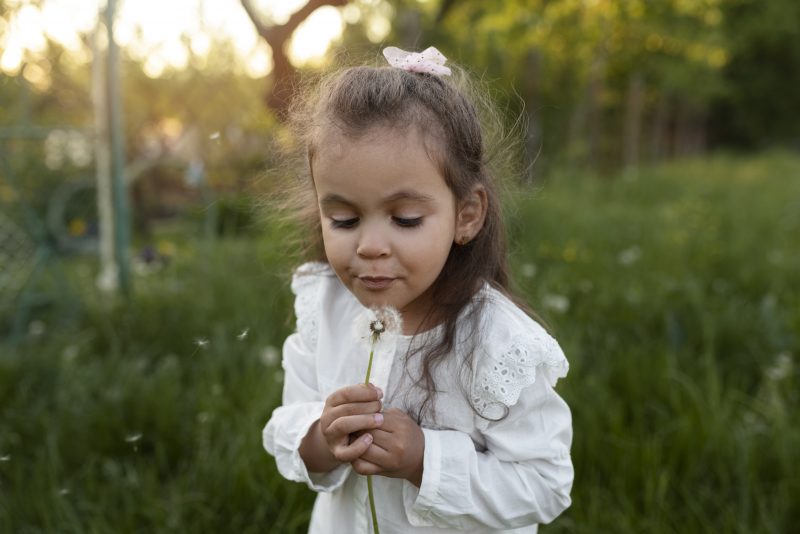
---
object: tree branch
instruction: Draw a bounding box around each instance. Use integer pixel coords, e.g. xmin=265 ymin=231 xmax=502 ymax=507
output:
xmin=239 ymin=0 xmax=351 ymax=119
xmin=241 ymin=0 xmax=347 ymax=47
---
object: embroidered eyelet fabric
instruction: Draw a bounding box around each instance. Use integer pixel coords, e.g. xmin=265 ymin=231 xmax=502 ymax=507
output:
xmin=291 ymin=262 xmax=326 ymax=352
xmin=472 ymin=332 xmax=569 ymax=423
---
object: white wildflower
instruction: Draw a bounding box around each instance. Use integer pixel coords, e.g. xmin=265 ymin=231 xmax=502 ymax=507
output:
xmin=28 ymin=320 xmax=46 ymax=337
xmin=542 ymin=294 xmax=570 ymax=314
xmin=260 ymin=346 xmax=279 ymax=366
xmin=62 ymin=345 xmax=79 ymax=362
xmin=618 ymin=246 xmax=642 ymax=266
xmin=766 ymin=352 xmax=793 ymax=381
xmin=521 ymin=263 xmax=537 ymax=278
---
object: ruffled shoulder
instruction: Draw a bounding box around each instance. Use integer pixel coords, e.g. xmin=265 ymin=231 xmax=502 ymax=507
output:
xmin=290 ymin=262 xmax=332 ymax=352
xmin=471 ymin=289 xmax=569 ymax=422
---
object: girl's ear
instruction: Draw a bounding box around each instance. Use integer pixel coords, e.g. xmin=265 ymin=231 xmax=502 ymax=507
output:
xmin=455 ymin=185 xmax=488 ymax=245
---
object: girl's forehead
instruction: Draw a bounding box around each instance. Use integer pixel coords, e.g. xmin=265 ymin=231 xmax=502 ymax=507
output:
xmin=312 ymin=126 xmax=454 ymax=203
xmin=315 ymin=125 xmax=420 ymax=158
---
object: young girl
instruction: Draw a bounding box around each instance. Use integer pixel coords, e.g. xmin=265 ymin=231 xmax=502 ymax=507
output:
xmin=263 ymin=46 xmax=573 ymax=533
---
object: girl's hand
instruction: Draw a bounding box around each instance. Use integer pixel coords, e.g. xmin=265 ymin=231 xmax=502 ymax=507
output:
xmin=351 ymin=408 xmax=425 ymax=487
xmin=315 ymin=383 xmax=385 ymax=465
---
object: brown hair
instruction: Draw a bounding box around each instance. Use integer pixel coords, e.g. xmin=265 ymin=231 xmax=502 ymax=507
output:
xmin=278 ymin=55 xmax=525 ymax=422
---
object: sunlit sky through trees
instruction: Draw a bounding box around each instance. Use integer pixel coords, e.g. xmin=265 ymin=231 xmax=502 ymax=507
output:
xmin=0 ymin=0 xmax=369 ymax=79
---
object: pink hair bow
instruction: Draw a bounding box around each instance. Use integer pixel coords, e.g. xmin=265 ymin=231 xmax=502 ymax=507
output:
xmin=382 ymin=46 xmax=452 ymax=76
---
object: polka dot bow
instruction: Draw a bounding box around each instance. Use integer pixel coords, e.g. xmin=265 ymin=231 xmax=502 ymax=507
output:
xmin=382 ymin=46 xmax=452 ymax=76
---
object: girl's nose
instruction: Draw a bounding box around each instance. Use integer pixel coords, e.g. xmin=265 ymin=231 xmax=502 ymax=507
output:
xmin=356 ymin=223 xmax=390 ymax=258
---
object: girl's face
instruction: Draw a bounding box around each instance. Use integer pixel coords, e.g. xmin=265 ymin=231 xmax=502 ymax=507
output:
xmin=313 ymin=128 xmax=461 ymax=335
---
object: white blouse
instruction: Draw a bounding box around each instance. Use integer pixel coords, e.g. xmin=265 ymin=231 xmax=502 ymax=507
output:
xmin=263 ymin=263 xmax=573 ymax=533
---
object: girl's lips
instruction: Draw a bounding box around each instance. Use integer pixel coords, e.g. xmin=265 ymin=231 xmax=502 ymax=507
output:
xmin=358 ymin=276 xmax=395 ymax=290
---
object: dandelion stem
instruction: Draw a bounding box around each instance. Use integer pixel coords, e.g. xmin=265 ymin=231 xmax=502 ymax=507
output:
xmin=364 ymin=345 xmax=376 ymax=385
xmin=367 ymin=474 xmax=380 ymax=534
xmin=363 ymin=337 xmax=380 ymax=533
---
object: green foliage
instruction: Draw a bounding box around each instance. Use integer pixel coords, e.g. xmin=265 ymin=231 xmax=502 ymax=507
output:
xmin=2 ymin=152 xmax=799 ymax=532
xmin=712 ymin=0 xmax=800 ymax=147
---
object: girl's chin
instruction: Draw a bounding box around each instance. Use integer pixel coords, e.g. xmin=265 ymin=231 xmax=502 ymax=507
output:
xmin=356 ymin=295 xmax=397 ymax=310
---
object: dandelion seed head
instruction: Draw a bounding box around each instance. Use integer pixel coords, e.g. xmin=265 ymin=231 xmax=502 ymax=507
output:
xmin=354 ymin=306 xmax=403 ymax=346
xmin=370 ymin=320 xmax=385 ymax=335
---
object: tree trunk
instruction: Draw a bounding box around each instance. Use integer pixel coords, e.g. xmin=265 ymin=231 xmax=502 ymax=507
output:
xmin=240 ymin=0 xmax=349 ymax=120
xmin=622 ymin=72 xmax=644 ymax=171
xmin=649 ymin=92 xmax=669 ymax=162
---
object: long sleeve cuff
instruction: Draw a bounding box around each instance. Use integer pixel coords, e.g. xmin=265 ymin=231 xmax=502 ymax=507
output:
xmin=263 ymin=401 xmax=351 ymax=492
xmin=402 ymin=427 xmax=473 ymax=527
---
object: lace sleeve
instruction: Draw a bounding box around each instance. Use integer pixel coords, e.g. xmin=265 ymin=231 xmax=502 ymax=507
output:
xmin=472 ymin=328 xmax=569 ymax=423
xmin=290 ymin=262 xmax=328 ymax=353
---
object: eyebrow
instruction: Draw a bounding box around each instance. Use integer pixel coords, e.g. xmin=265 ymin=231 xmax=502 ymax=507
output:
xmin=319 ymin=190 xmax=435 ymax=208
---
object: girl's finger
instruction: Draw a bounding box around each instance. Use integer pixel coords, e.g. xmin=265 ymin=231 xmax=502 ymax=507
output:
xmin=351 ymin=457 xmax=382 ymax=476
xmin=363 ymin=428 xmax=392 ymax=450
xmin=328 ymin=400 xmax=382 ymax=419
xmin=327 ymin=384 xmax=383 ymax=407
xmin=332 ymin=432 xmax=374 ymax=463
xmin=325 ymin=413 xmax=384 ymax=439
xmin=358 ymin=438 xmax=392 ymax=465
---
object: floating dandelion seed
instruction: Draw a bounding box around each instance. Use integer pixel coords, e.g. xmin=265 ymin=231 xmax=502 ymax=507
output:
xmin=0 ymin=454 xmax=10 ymax=462
xmin=59 ymin=488 xmax=70 ymax=496
xmin=209 ymin=131 xmax=220 ymax=140
xmin=124 ymin=433 xmax=142 ymax=443
xmin=237 ymin=328 xmax=249 ymax=341
xmin=194 ymin=338 xmax=209 ymax=348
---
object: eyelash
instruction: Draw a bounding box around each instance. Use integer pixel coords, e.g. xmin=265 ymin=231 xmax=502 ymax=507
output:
xmin=329 ymin=217 xmax=423 ymax=229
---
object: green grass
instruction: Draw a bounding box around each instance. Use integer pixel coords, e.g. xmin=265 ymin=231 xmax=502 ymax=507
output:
xmin=2 ymin=151 xmax=799 ymax=532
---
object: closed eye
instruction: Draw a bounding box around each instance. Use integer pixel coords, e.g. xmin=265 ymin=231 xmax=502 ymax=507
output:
xmin=393 ymin=216 xmax=423 ymax=228
xmin=330 ymin=217 xmax=359 ymax=229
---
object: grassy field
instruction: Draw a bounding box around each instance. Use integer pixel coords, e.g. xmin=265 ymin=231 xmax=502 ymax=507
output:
xmin=2 ymin=151 xmax=798 ymax=533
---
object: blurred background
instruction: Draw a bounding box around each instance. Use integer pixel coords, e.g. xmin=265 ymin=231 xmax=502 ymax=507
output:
xmin=1 ymin=0 xmax=798 ymax=532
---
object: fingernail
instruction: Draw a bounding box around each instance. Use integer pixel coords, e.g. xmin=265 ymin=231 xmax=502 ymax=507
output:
xmin=374 ymin=413 xmax=384 ymax=425
xmin=363 ymin=433 xmax=373 ymax=444
xmin=375 ymin=387 xmax=383 ymax=399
